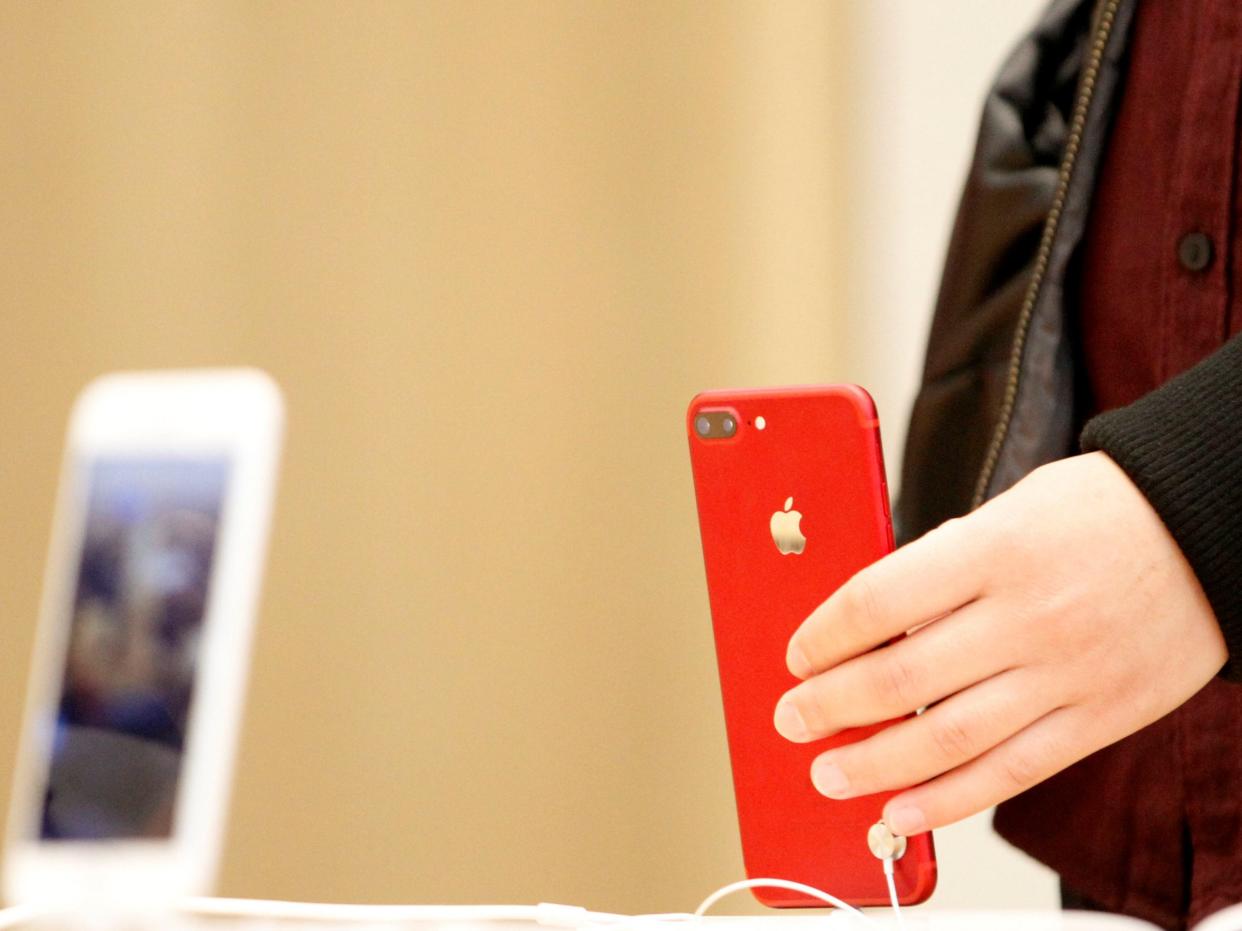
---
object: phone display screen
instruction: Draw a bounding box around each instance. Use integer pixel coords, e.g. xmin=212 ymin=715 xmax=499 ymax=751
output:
xmin=39 ymin=458 xmax=230 ymax=841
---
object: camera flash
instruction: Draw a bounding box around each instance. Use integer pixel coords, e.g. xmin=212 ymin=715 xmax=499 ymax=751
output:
xmin=755 ymin=416 xmax=766 ymax=431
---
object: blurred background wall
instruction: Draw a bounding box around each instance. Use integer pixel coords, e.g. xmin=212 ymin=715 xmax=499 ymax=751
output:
xmin=0 ymin=0 xmax=1050 ymax=915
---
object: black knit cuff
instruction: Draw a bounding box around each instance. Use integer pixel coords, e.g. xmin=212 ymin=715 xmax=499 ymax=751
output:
xmin=1080 ymin=335 xmax=1242 ymax=681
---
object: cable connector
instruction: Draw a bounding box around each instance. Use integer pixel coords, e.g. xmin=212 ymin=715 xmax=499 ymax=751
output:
xmin=868 ymin=821 xmax=907 ymax=931
xmin=866 ymin=820 xmax=907 ymax=862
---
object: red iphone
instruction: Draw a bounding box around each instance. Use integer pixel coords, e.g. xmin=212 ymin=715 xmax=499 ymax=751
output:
xmin=686 ymin=385 xmax=936 ymax=907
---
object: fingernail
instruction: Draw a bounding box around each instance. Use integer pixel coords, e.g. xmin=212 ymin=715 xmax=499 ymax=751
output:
xmin=787 ymin=641 xmax=813 ymax=678
xmin=811 ymin=759 xmax=851 ymax=798
xmin=773 ymin=696 xmax=808 ymax=741
xmin=886 ymin=804 xmax=927 ymax=836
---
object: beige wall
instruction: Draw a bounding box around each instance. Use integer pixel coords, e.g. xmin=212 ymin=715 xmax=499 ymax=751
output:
xmin=0 ymin=1 xmax=850 ymax=914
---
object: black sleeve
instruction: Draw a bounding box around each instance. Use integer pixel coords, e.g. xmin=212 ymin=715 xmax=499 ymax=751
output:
xmin=1080 ymin=334 xmax=1242 ymax=680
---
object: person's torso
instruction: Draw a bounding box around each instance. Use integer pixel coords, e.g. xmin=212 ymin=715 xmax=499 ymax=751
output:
xmin=993 ymin=2 xmax=1242 ymax=927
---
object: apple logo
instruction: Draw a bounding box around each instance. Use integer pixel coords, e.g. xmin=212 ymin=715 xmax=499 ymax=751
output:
xmin=769 ymin=496 xmax=806 ymax=555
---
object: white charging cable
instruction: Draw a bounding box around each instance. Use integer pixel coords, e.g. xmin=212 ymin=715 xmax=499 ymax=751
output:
xmin=182 ymin=898 xmax=607 ymax=925
xmin=692 ymin=878 xmax=876 ymax=926
xmin=0 ymin=827 xmax=907 ymax=930
xmin=184 ymin=888 xmax=878 ymax=928
xmin=866 ymin=820 xmax=907 ymax=930
xmin=881 ymin=857 xmax=905 ymax=931
xmin=180 ymin=837 xmax=907 ymax=929
xmin=180 ymin=851 xmax=901 ymax=929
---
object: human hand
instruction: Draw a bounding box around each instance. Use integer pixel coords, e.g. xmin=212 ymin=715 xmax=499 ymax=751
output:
xmin=772 ymin=451 xmax=1227 ymax=835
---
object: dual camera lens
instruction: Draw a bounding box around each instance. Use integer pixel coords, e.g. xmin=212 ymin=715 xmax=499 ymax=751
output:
xmin=694 ymin=411 xmax=737 ymax=440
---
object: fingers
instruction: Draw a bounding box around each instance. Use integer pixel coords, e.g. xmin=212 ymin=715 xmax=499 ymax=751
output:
xmin=804 ymin=667 xmax=1052 ymax=799
xmin=775 ymin=601 xmax=1008 ymax=742
xmin=786 ymin=516 xmax=986 ymax=679
xmin=882 ymin=704 xmax=1088 ymax=835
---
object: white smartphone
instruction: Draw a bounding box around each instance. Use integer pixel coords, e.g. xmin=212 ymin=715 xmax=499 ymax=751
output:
xmin=3 ymin=369 xmax=284 ymax=911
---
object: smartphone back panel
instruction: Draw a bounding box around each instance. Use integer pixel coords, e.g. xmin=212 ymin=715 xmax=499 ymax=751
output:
xmin=687 ymin=385 xmax=936 ymax=907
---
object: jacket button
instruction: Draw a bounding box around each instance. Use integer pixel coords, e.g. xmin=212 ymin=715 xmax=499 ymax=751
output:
xmin=1177 ymin=232 xmax=1213 ymax=272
